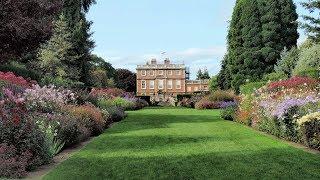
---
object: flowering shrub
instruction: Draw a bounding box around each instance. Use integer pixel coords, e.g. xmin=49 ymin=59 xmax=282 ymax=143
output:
xmin=259 ymin=94 xmax=320 ymax=120
xmin=208 ymin=90 xmax=236 ymax=102
xmin=98 ymin=96 xmax=148 ymax=111
xmin=0 ymin=81 xmax=26 ymax=99
xmin=0 ymin=89 xmax=51 ymax=177
xmin=220 ymin=101 xmax=238 ymax=121
xmin=0 ymin=71 xmax=33 ymax=88
xmin=24 ymin=85 xmax=75 ymax=113
xmin=257 ymin=78 xmax=319 ymax=141
xmin=297 ymin=112 xmax=320 ymax=150
xmin=67 ymin=105 xmax=106 ymax=136
xmin=112 ymin=97 xmax=136 ymax=110
xmin=90 ymin=88 xmax=125 ymax=99
xmin=178 ymin=98 xmax=192 ymax=108
xmin=234 ymin=76 xmax=320 ymax=147
xmin=297 ymin=112 xmax=320 ymax=126
xmin=195 ymin=97 xmax=222 ymax=110
xmin=267 ymin=76 xmax=319 ymax=92
xmin=35 ymin=112 xmax=90 ymax=149
xmin=0 ymin=143 xmax=32 ymax=178
xmin=220 ymin=101 xmax=237 ymax=109
xmin=178 ymin=96 xmax=203 ymax=108
xmin=32 ymin=113 xmax=65 ymax=156
xmin=104 ymin=106 xmax=127 ymax=122
xmin=135 ymin=98 xmax=149 ymax=109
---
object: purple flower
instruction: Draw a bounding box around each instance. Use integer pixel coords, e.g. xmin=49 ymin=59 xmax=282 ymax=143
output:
xmin=220 ymin=101 xmax=237 ymax=109
xmin=272 ymin=96 xmax=320 ymax=119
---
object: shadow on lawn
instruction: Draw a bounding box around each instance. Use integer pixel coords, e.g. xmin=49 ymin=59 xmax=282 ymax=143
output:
xmin=108 ymin=113 xmax=224 ymax=135
xmin=45 ymin=147 xmax=320 ymax=180
xmin=84 ymin=135 xmax=251 ymax=152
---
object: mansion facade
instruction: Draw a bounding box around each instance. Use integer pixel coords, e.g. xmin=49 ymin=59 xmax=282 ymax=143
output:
xmin=136 ymin=58 xmax=209 ymax=101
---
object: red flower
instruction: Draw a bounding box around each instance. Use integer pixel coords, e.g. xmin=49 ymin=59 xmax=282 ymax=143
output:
xmin=0 ymin=72 xmax=33 ymax=88
xmin=267 ymin=76 xmax=319 ymax=91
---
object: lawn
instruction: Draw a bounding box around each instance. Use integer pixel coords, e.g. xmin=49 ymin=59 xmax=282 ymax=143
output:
xmin=44 ymin=108 xmax=320 ymax=179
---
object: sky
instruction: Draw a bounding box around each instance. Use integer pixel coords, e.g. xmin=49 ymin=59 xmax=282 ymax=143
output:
xmin=87 ymin=0 xmax=309 ymax=79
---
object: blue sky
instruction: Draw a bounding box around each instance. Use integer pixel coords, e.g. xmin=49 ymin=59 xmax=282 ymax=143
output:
xmin=87 ymin=0 xmax=309 ymax=79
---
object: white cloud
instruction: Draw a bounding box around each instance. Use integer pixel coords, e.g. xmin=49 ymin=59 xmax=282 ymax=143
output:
xmin=95 ymin=46 xmax=226 ymax=79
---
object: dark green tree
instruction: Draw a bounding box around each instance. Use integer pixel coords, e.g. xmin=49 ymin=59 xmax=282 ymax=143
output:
xmin=202 ymin=69 xmax=210 ymax=79
xmin=90 ymin=55 xmax=116 ymax=79
xmin=232 ymin=0 xmax=265 ymax=91
xmin=115 ymin=69 xmax=137 ymax=92
xmin=225 ymin=0 xmax=298 ymax=91
xmin=61 ymin=0 xmax=96 ymax=86
xmin=209 ymin=75 xmax=219 ymax=92
xmin=217 ymin=54 xmax=232 ymax=90
xmin=227 ymin=0 xmax=245 ymax=91
xmin=196 ymin=69 xmax=203 ymax=80
xmin=196 ymin=69 xmax=210 ymax=80
xmin=88 ymin=55 xmax=116 ymax=88
xmin=279 ymin=0 xmax=299 ymax=48
xmin=38 ymin=14 xmax=80 ymax=84
xmin=301 ymin=0 xmax=320 ymax=42
xmin=259 ymin=0 xmax=282 ymax=72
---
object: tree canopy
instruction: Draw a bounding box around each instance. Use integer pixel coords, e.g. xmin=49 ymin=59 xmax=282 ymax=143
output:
xmin=301 ymin=0 xmax=320 ymax=42
xmin=0 ymin=0 xmax=62 ymax=61
xmin=218 ymin=0 xmax=299 ymax=91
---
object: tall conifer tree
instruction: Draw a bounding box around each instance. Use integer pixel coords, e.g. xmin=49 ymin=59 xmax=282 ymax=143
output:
xmin=38 ymin=14 xmax=80 ymax=82
xmin=301 ymin=0 xmax=320 ymax=42
xmin=227 ymin=0 xmax=245 ymax=91
xmin=279 ymin=0 xmax=299 ymax=47
xmin=231 ymin=0 xmax=264 ymax=90
xmin=217 ymin=54 xmax=232 ymax=90
xmin=219 ymin=0 xmax=298 ymax=91
xmin=259 ymin=0 xmax=282 ymax=72
xmin=61 ymin=0 xmax=96 ymax=86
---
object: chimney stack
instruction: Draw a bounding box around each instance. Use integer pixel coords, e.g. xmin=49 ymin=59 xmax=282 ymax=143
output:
xmin=164 ymin=58 xmax=170 ymax=65
xmin=150 ymin=58 xmax=157 ymax=65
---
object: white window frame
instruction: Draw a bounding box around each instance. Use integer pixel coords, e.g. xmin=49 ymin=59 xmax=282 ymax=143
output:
xmin=150 ymin=80 xmax=155 ymax=89
xmin=159 ymin=70 xmax=164 ymax=76
xmin=150 ymin=70 xmax=154 ymax=76
xmin=176 ymin=80 xmax=181 ymax=89
xmin=141 ymin=80 xmax=146 ymax=89
xmin=141 ymin=70 xmax=146 ymax=76
xmin=167 ymin=80 xmax=173 ymax=89
xmin=158 ymin=80 xmax=164 ymax=89
xmin=168 ymin=70 xmax=172 ymax=75
xmin=194 ymin=86 xmax=199 ymax=91
xmin=176 ymin=70 xmax=181 ymax=75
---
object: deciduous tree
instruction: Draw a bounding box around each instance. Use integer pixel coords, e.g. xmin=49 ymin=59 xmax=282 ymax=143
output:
xmin=115 ymin=69 xmax=136 ymax=92
xmin=0 ymin=0 xmax=62 ymax=61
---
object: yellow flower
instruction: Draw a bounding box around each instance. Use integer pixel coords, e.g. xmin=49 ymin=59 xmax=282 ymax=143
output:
xmin=297 ymin=112 xmax=320 ymax=126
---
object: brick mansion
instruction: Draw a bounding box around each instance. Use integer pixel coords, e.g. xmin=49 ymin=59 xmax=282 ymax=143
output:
xmin=136 ymin=58 xmax=209 ymax=101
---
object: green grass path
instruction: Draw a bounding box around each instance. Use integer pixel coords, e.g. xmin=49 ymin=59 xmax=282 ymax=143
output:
xmin=44 ymin=108 xmax=320 ymax=179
